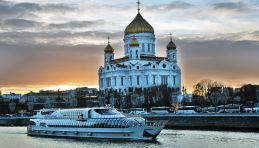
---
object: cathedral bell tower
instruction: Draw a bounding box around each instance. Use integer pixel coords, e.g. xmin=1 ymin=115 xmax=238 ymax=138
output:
xmin=167 ymin=34 xmax=177 ymax=63
xmin=104 ymin=37 xmax=114 ymax=64
xmin=129 ymin=35 xmax=140 ymax=60
xmin=123 ymin=0 xmax=155 ymax=57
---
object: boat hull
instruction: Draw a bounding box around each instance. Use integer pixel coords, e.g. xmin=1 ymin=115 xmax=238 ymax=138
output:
xmin=27 ymin=125 xmax=162 ymax=141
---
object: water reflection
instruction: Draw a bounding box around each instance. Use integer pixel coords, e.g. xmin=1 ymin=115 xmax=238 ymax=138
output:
xmin=0 ymin=127 xmax=259 ymax=148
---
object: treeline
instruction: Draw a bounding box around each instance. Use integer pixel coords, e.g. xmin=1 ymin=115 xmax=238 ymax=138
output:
xmin=191 ymin=79 xmax=259 ymax=107
xmin=100 ymin=85 xmax=181 ymax=109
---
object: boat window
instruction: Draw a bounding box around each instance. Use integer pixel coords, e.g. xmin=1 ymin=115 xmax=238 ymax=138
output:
xmin=95 ymin=119 xmax=100 ymax=128
xmin=83 ymin=121 xmax=87 ymax=128
xmin=105 ymin=119 xmax=110 ymax=128
xmin=109 ymin=119 xmax=113 ymax=128
xmin=93 ymin=119 xmax=97 ymax=128
xmin=92 ymin=119 xmax=95 ymax=128
xmin=98 ymin=119 xmax=102 ymax=128
xmin=105 ymin=119 xmax=109 ymax=128
xmin=29 ymin=121 xmax=36 ymax=126
xmin=87 ymin=119 xmax=91 ymax=127
xmin=41 ymin=111 xmax=54 ymax=115
xmin=111 ymin=119 xmax=115 ymax=128
xmin=96 ymin=119 xmax=100 ymax=128
xmin=126 ymin=119 xmax=133 ymax=128
xmin=106 ymin=119 xmax=110 ymax=128
xmin=103 ymin=119 xmax=107 ymax=128
xmin=123 ymin=119 xmax=128 ymax=128
xmin=115 ymin=119 xmax=119 ymax=128
xmin=88 ymin=110 xmax=91 ymax=118
xmin=94 ymin=109 xmax=120 ymax=115
xmin=132 ymin=108 xmax=144 ymax=111
xmin=118 ymin=119 xmax=123 ymax=128
xmin=39 ymin=122 xmax=46 ymax=127
xmin=91 ymin=119 xmax=95 ymax=128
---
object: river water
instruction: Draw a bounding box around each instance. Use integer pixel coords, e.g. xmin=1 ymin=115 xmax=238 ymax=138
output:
xmin=0 ymin=127 xmax=258 ymax=148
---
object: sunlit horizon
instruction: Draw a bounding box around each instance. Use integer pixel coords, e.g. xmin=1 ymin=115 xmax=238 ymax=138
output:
xmin=0 ymin=82 xmax=248 ymax=95
xmin=0 ymin=84 xmax=99 ymax=95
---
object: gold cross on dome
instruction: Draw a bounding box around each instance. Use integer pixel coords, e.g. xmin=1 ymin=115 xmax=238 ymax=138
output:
xmin=137 ymin=0 xmax=141 ymax=12
xmin=107 ymin=36 xmax=110 ymax=44
xmin=170 ymin=33 xmax=172 ymax=41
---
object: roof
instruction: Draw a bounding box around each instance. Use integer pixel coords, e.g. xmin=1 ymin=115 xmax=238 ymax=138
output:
xmin=124 ymin=12 xmax=154 ymax=36
xmin=110 ymin=57 xmax=129 ymax=64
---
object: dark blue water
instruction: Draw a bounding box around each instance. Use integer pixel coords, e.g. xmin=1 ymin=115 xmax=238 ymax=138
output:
xmin=0 ymin=127 xmax=258 ymax=148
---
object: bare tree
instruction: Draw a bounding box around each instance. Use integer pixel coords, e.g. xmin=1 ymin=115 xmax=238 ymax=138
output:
xmin=193 ymin=79 xmax=224 ymax=107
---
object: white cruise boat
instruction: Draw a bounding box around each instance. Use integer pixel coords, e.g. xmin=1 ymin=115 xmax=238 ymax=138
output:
xmin=27 ymin=107 xmax=165 ymax=141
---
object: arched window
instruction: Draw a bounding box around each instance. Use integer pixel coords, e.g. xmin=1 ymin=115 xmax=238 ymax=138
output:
xmin=130 ymin=50 xmax=132 ymax=58
xmin=136 ymin=50 xmax=138 ymax=58
xmin=163 ymin=64 xmax=166 ymax=68
xmin=142 ymin=43 xmax=145 ymax=52
xmin=137 ymin=75 xmax=140 ymax=85
xmin=121 ymin=77 xmax=124 ymax=86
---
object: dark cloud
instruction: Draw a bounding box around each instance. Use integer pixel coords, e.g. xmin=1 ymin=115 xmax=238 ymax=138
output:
xmin=252 ymin=31 xmax=259 ymax=38
xmin=182 ymin=39 xmax=259 ymax=85
xmin=48 ymin=20 xmax=105 ymax=29
xmin=212 ymin=2 xmax=254 ymax=12
xmin=0 ymin=0 xmax=76 ymax=18
xmin=0 ymin=19 xmax=106 ymax=31
xmin=1 ymin=30 xmax=259 ymax=89
xmin=155 ymin=33 xmax=259 ymax=88
xmin=1 ymin=19 xmax=39 ymax=29
xmin=0 ymin=35 xmax=125 ymax=87
xmin=0 ymin=31 xmax=123 ymax=46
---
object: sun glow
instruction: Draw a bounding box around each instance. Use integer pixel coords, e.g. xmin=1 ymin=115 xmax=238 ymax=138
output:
xmin=0 ymin=84 xmax=98 ymax=95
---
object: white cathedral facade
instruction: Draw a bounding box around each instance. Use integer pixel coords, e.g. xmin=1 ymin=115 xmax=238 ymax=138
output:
xmin=98 ymin=7 xmax=181 ymax=94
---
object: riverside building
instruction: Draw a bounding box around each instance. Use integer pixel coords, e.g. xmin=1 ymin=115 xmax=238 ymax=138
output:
xmin=98 ymin=2 xmax=181 ymax=94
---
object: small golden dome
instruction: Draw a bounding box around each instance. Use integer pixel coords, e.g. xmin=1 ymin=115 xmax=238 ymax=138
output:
xmin=125 ymin=13 xmax=154 ymax=36
xmin=129 ymin=36 xmax=139 ymax=47
xmin=167 ymin=34 xmax=176 ymax=50
xmin=104 ymin=44 xmax=114 ymax=53
xmin=167 ymin=41 xmax=176 ymax=50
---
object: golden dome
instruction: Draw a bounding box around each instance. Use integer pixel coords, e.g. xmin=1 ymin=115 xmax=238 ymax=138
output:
xmin=104 ymin=43 xmax=114 ymax=53
xmin=129 ymin=36 xmax=139 ymax=47
xmin=125 ymin=12 xmax=154 ymax=36
xmin=167 ymin=41 xmax=176 ymax=50
xmin=167 ymin=34 xmax=176 ymax=50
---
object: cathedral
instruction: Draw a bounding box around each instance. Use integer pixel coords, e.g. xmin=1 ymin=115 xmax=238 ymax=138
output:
xmin=98 ymin=3 xmax=181 ymax=94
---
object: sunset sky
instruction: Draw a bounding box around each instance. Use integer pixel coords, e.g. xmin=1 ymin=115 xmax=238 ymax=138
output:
xmin=0 ymin=0 xmax=259 ymax=94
